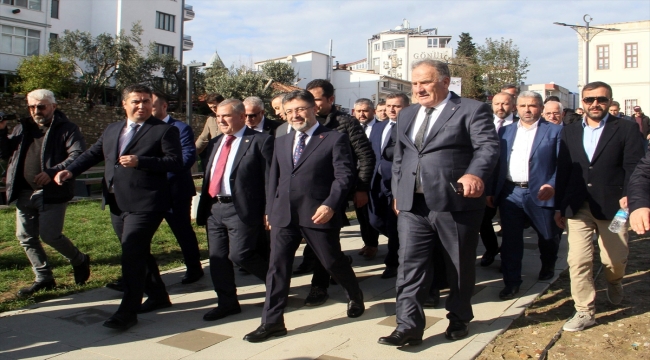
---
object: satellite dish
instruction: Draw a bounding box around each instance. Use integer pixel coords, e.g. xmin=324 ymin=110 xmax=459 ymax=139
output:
xmin=395 ymin=25 xmax=403 ymax=30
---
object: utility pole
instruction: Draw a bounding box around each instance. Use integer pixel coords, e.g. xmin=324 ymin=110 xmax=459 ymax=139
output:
xmin=186 ymin=62 xmax=205 ymax=126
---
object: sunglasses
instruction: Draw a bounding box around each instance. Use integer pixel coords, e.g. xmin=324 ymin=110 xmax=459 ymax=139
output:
xmin=28 ymin=104 xmax=48 ymax=111
xmin=582 ymin=97 xmax=610 ymax=105
xmin=245 ymin=112 xmax=261 ymax=118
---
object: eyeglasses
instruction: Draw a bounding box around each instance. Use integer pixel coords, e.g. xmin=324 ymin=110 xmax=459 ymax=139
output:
xmin=28 ymin=104 xmax=48 ymax=111
xmin=285 ymin=106 xmax=313 ymax=116
xmin=582 ymin=97 xmax=610 ymax=105
xmin=245 ymin=112 xmax=261 ymax=118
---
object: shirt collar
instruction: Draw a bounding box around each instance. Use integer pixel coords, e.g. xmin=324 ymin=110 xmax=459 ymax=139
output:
xmin=421 ymin=92 xmax=452 ymax=112
xmin=228 ymin=125 xmax=247 ymax=139
xmin=582 ymin=114 xmax=609 ymax=129
xmin=161 ymin=115 xmax=170 ymax=123
xmin=495 ymin=113 xmax=514 ymax=122
xmin=296 ymin=122 xmax=319 ymax=138
xmin=365 ymin=119 xmax=376 ymax=127
xmin=517 ymin=118 xmax=540 ymax=130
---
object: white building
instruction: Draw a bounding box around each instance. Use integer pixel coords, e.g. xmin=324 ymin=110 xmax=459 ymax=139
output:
xmin=1 ymin=0 xmax=195 ymax=91
xmin=520 ymin=82 xmax=579 ymax=109
xmin=331 ymin=69 xmax=411 ymax=114
xmin=577 ymin=20 xmax=649 ymax=115
xmin=367 ymin=19 xmax=453 ymax=81
xmin=254 ymin=50 xmax=331 ymax=89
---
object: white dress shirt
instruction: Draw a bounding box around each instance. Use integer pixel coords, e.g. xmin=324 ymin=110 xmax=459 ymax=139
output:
xmin=362 ymin=118 xmax=377 ymax=138
xmin=381 ymin=120 xmax=396 ymax=150
xmin=408 ymin=92 xmax=452 ymax=143
xmin=493 ymin=113 xmax=514 ymax=133
xmin=507 ymin=120 xmax=539 ymax=183
xmin=210 ymin=126 xmax=247 ymax=195
xmin=292 ymin=122 xmax=319 ymax=154
xmin=251 ymin=117 xmax=265 ymax=132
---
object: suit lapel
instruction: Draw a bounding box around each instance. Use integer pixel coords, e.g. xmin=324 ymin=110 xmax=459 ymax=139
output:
xmin=112 ymin=120 xmax=126 ymax=159
xmin=590 ymin=118 xmax=619 ymax=164
xmin=230 ymin=128 xmax=255 ymax=174
xmin=505 ymin=125 xmax=516 ymax=164
xmin=122 ymin=117 xmax=154 ymax=155
xmin=529 ymin=121 xmax=549 ymax=159
xmin=402 ymin=105 xmax=421 ymax=149
xmin=293 ymin=126 xmax=328 ymax=171
xmin=421 ymin=95 xmax=461 ymax=149
xmin=203 ymin=134 xmax=224 ymax=187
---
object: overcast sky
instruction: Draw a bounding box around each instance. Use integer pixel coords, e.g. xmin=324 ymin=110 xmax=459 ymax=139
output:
xmin=184 ymin=0 xmax=649 ymax=93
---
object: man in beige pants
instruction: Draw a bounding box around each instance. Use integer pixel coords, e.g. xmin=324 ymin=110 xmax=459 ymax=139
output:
xmin=554 ymin=81 xmax=645 ymax=331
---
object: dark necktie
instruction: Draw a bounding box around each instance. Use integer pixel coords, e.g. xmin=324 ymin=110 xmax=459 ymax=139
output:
xmin=382 ymin=121 xmax=395 ymax=149
xmin=362 ymin=124 xmax=368 ymax=131
xmin=414 ymin=108 xmax=434 ymax=191
xmin=119 ymin=123 xmax=140 ymax=155
xmin=293 ymin=132 xmax=307 ymax=167
xmin=208 ymin=135 xmax=235 ymax=197
xmin=495 ymin=118 xmax=505 ymax=133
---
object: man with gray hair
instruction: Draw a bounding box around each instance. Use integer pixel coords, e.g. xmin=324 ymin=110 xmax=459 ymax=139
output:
xmin=243 ymin=96 xmax=282 ymax=137
xmin=543 ymin=100 xmax=564 ymax=125
xmin=0 ymin=89 xmax=89 ymax=297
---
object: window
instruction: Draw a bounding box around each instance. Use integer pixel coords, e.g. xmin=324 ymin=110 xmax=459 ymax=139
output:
xmin=382 ymin=40 xmax=393 ymax=50
xmin=428 ymin=38 xmax=438 ymax=48
xmin=51 ymin=0 xmax=59 ymax=18
xmin=156 ymin=43 xmax=174 ymax=56
xmin=394 ymin=38 xmax=405 ymax=48
xmin=625 ymin=99 xmax=638 ymax=116
xmin=625 ymin=43 xmax=638 ymax=68
xmin=373 ymin=57 xmax=379 ymax=66
xmin=2 ymin=0 xmax=41 ymax=10
xmin=597 ymin=45 xmax=609 ymax=70
xmin=1 ymin=25 xmax=40 ymax=56
xmin=374 ymin=43 xmax=379 ymax=51
xmin=156 ymin=11 xmax=175 ymax=32
xmin=49 ymin=33 xmax=57 ymax=39
xmin=440 ymin=39 xmax=447 ymax=48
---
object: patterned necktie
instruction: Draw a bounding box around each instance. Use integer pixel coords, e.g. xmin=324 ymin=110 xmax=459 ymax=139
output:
xmin=414 ymin=108 xmax=434 ymax=191
xmin=293 ymin=132 xmax=307 ymax=166
xmin=119 ymin=123 xmax=140 ymax=155
xmin=208 ymin=135 xmax=235 ymax=198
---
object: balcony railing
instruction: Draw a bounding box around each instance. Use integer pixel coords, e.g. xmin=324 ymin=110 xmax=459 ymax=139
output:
xmin=183 ymin=35 xmax=193 ymax=51
xmin=184 ymin=5 xmax=195 ymax=21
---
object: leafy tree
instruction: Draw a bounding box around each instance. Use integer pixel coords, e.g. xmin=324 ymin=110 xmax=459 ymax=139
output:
xmin=455 ymin=33 xmax=477 ymax=59
xmin=14 ymin=53 xmax=75 ymax=95
xmin=204 ymin=64 xmax=273 ymax=101
xmin=477 ymin=37 xmax=529 ymax=96
xmin=450 ymin=32 xmax=484 ymax=100
xmin=260 ymin=62 xmax=297 ymax=86
xmin=115 ymin=43 xmax=181 ymax=98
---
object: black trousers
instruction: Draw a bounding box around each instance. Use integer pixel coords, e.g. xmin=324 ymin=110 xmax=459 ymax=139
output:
xmin=109 ymin=205 xmax=168 ymax=316
xmin=164 ymin=197 xmax=202 ymax=272
xmin=479 ymin=205 xmax=500 ymax=254
xmin=395 ymin=194 xmax=482 ymax=334
xmin=262 ymin=224 xmax=362 ymax=325
xmin=207 ymin=202 xmax=269 ymax=307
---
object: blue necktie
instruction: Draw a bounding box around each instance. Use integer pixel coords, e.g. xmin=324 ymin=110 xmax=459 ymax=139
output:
xmin=293 ymin=132 xmax=307 ymax=166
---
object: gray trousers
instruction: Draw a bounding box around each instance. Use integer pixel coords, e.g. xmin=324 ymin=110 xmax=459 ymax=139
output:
xmin=16 ymin=190 xmax=84 ymax=282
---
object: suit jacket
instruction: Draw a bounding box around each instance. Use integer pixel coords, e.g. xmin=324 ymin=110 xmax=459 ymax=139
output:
xmin=369 ymin=120 xmax=395 ymax=198
xmin=555 ymin=115 xmax=645 ymax=220
xmin=195 ymin=115 xmax=221 ymax=155
xmin=196 ymin=127 xmax=274 ymax=226
xmin=66 ymin=116 xmax=183 ymax=212
xmin=628 ymin=151 xmax=650 ymax=212
xmin=275 ymin=122 xmax=291 ymax=138
xmin=266 ymin=124 xmax=355 ymax=229
xmin=493 ymin=119 xmax=562 ymax=208
xmin=166 ymin=116 xmax=197 ymax=203
xmin=391 ymin=92 xmax=500 ymax=212
xmin=259 ymin=117 xmax=283 ymax=137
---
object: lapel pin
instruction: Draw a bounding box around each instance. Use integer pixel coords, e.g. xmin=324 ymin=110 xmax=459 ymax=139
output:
xmin=245 ymin=139 xmax=249 ymax=142
xmin=452 ymin=107 xmax=455 ymax=110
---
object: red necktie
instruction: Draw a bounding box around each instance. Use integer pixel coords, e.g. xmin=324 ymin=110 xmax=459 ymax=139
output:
xmin=208 ymin=135 xmax=235 ymax=197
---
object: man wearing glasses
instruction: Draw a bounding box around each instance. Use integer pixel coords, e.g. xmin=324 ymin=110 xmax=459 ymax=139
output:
xmin=555 ymin=81 xmax=645 ymax=332
xmin=0 ymin=89 xmax=89 ymax=297
xmin=243 ymin=96 xmax=282 ymax=137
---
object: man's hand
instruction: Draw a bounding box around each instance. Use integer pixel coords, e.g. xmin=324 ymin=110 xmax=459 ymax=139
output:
xmin=537 ymin=184 xmax=555 ymax=201
xmin=619 ymin=196 xmax=628 ymax=209
xmin=554 ymin=211 xmax=566 ymax=229
xmin=353 ymin=191 xmax=369 ymax=208
xmin=264 ymin=215 xmax=271 ymax=231
xmin=486 ymin=196 xmax=495 ymax=208
xmin=630 ymin=207 xmax=650 ymax=235
xmin=312 ymin=205 xmax=334 ymax=224
xmin=33 ymin=172 xmax=52 ymax=186
xmin=457 ymin=174 xmax=484 ymax=198
xmin=54 ymin=170 xmax=73 ymax=185
xmin=119 ymin=155 xmax=139 ymax=168
xmin=392 ymin=198 xmax=399 ymax=216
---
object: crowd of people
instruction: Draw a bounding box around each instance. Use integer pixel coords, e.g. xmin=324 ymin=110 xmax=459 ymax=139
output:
xmin=2 ymin=58 xmax=650 ymax=347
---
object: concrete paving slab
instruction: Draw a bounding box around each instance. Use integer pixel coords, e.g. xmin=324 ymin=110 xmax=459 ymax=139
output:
xmin=158 ymin=329 xmax=230 ymax=352
xmin=48 ymin=349 xmax=118 ymax=359
xmin=84 ymin=333 xmax=194 ymax=360
xmin=0 ymin=330 xmax=78 ymax=360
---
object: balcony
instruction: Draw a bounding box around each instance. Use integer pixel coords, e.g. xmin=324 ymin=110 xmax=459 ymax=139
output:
xmin=183 ymin=35 xmax=193 ymax=51
xmin=183 ymin=5 xmax=195 ymax=21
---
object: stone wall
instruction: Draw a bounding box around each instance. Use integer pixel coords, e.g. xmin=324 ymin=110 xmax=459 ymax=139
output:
xmin=0 ymin=96 xmax=209 ymax=145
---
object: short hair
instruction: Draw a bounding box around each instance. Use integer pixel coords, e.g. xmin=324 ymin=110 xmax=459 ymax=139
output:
xmin=501 ymin=84 xmax=519 ymax=94
xmin=376 ymin=100 xmax=386 ymax=106
xmin=152 ymin=91 xmax=168 ymax=104
xmin=544 ymin=100 xmax=564 ymax=113
xmin=517 ymin=91 xmax=543 ymax=106
xmin=122 ymin=84 xmax=152 ymax=100
xmin=272 ymin=92 xmax=287 ymax=102
xmin=354 ymin=98 xmax=374 ymax=109
xmin=611 ymin=101 xmax=621 ymax=108
xmin=582 ymin=81 xmax=612 ymax=98
xmin=282 ymin=90 xmax=316 ymax=107
xmin=493 ymin=92 xmax=515 ymax=104
xmin=27 ymin=89 xmax=56 ymax=104
xmin=306 ymin=79 xmax=335 ymax=98
xmin=544 ymin=95 xmax=560 ymax=104
xmin=385 ymin=92 xmax=411 ymax=106
xmin=243 ymin=96 xmax=265 ymax=109
xmin=218 ymin=98 xmax=245 ymax=115
xmin=206 ymin=93 xmax=225 ymax=104
xmin=411 ymin=59 xmax=450 ymax=79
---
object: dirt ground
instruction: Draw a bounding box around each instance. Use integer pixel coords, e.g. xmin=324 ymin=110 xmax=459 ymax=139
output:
xmin=477 ymin=233 xmax=650 ymax=360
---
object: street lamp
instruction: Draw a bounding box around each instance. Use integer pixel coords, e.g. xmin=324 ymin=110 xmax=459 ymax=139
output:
xmin=185 ymin=62 xmax=205 ymax=126
xmin=554 ymin=15 xmax=619 ymax=85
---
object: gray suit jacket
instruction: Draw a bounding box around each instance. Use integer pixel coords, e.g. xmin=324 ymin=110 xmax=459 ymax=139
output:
xmin=391 ymin=92 xmax=499 ymax=212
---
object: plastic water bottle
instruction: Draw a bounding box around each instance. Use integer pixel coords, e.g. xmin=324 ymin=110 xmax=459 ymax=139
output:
xmin=608 ymin=208 xmax=629 ymax=233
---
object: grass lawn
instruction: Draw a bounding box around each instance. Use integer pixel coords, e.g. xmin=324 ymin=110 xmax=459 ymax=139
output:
xmin=0 ymin=199 xmax=208 ymax=313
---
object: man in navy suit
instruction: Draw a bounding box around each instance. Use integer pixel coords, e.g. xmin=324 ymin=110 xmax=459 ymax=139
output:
xmin=152 ymin=92 xmax=203 ymax=284
xmin=489 ymin=91 xmax=563 ymax=300
xmin=243 ymin=90 xmax=364 ymax=343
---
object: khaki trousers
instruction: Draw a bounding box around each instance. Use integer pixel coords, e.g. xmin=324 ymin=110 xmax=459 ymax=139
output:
xmin=566 ymin=202 xmax=628 ymax=314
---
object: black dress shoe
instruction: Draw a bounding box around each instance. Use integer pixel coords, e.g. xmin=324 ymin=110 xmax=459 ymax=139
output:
xmin=105 ymin=278 xmax=125 ymax=292
xmin=445 ymin=320 xmax=469 ymax=340
xmin=378 ymin=330 xmax=422 ymax=346
xmin=203 ymin=305 xmax=242 ymax=321
xmin=138 ymin=298 xmax=172 ymax=314
xmin=347 ymin=299 xmax=365 ymax=318
xmin=17 ymin=279 xmax=56 ymax=298
xmin=423 ymin=288 xmax=440 ymax=308
xmin=381 ymin=266 xmax=398 ymax=279
xmin=304 ymin=286 xmax=329 ymax=306
xmin=73 ymin=254 xmax=91 ymax=285
xmin=480 ymin=250 xmax=498 ymax=267
xmin=103 ymin=314 xmax=138 ymax=330
xmin=293 ymin=261 xmax=314 ymax=275
xmin=181 ymin=268 xmax=204 ymax=284
xmin=243 ymin=323 xmax=287 ymax=342
xmin=499 ymin=285 xmax=520 ymax=300
xmin=538 ymin=265 xmax=555 ymax=280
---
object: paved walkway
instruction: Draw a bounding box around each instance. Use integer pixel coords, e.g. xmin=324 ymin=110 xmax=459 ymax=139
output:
xmin=0 ymin=222 xmax=568 ymax=360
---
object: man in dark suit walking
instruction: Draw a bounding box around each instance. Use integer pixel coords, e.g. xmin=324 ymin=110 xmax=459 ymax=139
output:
xmin=55 ymin=84 xmax=182 ymax=330
xmin=151 ymin=91 xmax=203 ymax=284
xmin=378 ymin=60 xmax=499 ymax=346
xmin=489 ymin=91 xmax=563 ymax=300
xmin=555 ymin=81 xmax=645 ymax=332
xmin=195 ymin=99 xmax=273 ymax=321
xmin=243 ymin=90 xmax=364 ymax=343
